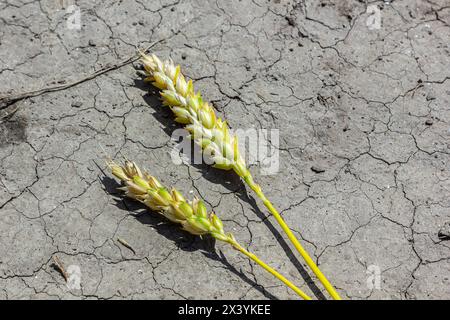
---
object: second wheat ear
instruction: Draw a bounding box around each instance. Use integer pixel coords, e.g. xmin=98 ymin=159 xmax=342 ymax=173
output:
xmin=139 ymin=52 xmax=341 ymax=300
xmin=108 ymin=160 xmax=311 ymax=300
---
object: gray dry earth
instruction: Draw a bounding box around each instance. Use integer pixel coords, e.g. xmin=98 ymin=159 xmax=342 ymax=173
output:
xmin=0 ymin=0 xmax=449 ymax=300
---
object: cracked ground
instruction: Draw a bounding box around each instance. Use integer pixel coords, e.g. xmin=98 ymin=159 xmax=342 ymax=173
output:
xmin=0 ymin=0 xmax=449 ymax=300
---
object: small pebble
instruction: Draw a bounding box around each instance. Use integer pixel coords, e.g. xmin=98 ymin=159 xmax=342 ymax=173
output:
xmin=285 ymin=16 xmax=295 ymax=26
xmin=88 ymin=39 xmax=96 ymax=46
xmin=133 ymin=62 xmax=144 ymax=70
xmin=72 ymin=101 xmax=83 ymax=108
xmin=311 ymin=166 xmax=325 ymax=173
xmin=425 ymin=119 xmax=433 ymax=125
xmin=438 ymin=222 xmax=450 ymax=240
xmin=426 ymin=93 xmax=436 ymax=101
xmin=181 ymin=53 xmax=187 ymax=60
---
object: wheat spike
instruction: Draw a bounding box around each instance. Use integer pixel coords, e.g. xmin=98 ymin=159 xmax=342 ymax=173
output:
xmin=108 ymin=160 xmax=311 ymax=300
xmin=139 ymin=52 xmax=341 ymax=300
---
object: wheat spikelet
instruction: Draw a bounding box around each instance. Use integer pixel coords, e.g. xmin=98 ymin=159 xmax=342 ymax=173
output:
xmin=139 ymin=52 xmax=341 ymax=300
xmin=139 ymin=53 xmax=249 ymax=179
xmin=109 ymin=159 xmax=231 ymax=241
xmin=108 ymin=160 xmax=311 ymax=300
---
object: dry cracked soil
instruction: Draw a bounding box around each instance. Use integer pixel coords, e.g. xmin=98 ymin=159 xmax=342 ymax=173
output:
xmin=0 ymin=0 xmax=450 ymax=300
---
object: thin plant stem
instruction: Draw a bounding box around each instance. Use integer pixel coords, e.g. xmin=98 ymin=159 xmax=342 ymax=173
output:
xmin=229 ymin=240 xmax=312 ymax=300
xmin=243 ymin=174 xmax=341 ymax=300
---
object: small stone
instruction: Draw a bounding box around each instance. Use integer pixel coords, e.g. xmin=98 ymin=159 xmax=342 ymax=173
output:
xmin=425 ymin=119 xmax=433 ymax=125
xmin=426 ymin=93 xmax=436 ymax=101
xmin=285 ymin=16 xmax=296 ymax=26
xmin=72 ymin=101 xmax=83 ymax=108
xmin=88 ymin=39 xmax=96 ymax=46
xmin=138 ymin=20 xmax=144 ymax=26
xmin=311 ymin=166 xmax=325 ymax=173
xmin=181 ymin=53 xmax=187 ymax=60
xmin=438 ymin=222 xmax=450 ymax=240
xmin=133 ymin=62 xmax=144 ymax=70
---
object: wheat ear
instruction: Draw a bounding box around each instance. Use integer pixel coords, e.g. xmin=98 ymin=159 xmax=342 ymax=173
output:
xmin=108 ymin=160 xmax=311 ymax=300
xmin=139 ymin=52 xmax=341 ymax=300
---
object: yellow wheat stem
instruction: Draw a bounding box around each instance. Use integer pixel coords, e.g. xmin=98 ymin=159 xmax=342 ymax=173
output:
xmin=244 ymin=175 xmax=340 ymax=300
xmin=138 ymin=52 xmax=341 ymax=300
xmin=230 ymin=240 xmax=311 ymax=300
xmin=108 ymin=160 xmax=311 ymax=300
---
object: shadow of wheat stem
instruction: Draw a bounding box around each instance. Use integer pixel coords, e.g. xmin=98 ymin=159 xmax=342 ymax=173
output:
xmin=108 ymin=160 xmax=311 ymax=300
xmin=138 ymin=52 xmax=341 ymax=300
